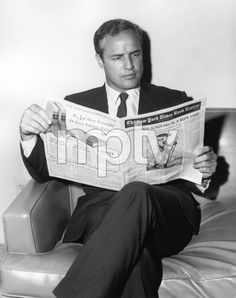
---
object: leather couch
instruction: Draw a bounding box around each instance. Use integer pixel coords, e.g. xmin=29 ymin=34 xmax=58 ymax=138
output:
xmin=0 ymin=108 xmax=235 ymax=298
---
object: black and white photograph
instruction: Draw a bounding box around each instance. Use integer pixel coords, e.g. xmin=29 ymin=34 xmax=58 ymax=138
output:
xmin=0 ymin=0 xmax=235 ymax=297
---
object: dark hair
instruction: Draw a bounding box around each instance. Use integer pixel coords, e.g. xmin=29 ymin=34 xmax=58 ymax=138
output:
xmin=94 ymin=19 xmax=143 ymax=58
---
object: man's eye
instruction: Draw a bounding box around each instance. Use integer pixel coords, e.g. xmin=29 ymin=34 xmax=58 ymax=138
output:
xmin=133 ymin=52 xmax=141 ymax=56
xmin=112 ymin=56 xmax=122 ymax=61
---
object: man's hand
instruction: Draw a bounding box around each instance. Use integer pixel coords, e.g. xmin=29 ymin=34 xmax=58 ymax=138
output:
xmin=193 ymin=146 xmax=217 ymax=180
xmin=20 ymin=104 xmax=52 ymax=141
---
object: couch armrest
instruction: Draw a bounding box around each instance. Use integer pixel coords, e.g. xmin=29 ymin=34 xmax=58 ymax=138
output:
xmin=2 ymin=179 xmax=71 ymax=254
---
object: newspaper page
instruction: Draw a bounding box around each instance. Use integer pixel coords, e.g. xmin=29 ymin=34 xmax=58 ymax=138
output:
xmin=121 ymin=99 xmax=205 ymax=186
xmin=43 ymin=97 xmax=205 ymax=190
xmin=43 ymin=98 xmax=125 ymax=190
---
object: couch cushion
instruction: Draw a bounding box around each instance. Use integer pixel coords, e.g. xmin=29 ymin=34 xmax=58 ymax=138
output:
xmin=159 ymin=196 xmax=236 ymax=297
xmin=0 ymin=243 xmax=82 ymax=298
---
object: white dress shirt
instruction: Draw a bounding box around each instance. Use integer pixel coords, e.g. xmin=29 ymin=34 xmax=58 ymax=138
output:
xmin=105 ymin=83 xmax=140 ymax=117
xmin=21 ymin=135 xmax=37 ymax=158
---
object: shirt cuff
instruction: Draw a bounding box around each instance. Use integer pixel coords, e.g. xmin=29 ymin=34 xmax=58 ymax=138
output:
xmin=196 ymin=178 xmax=211 ymax=193
xmin=21 ymin=135 xmax=37 ymax=158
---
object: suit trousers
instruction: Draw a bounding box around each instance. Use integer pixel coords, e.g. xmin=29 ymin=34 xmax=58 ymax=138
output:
xmin=53 ymin=181 xmax=200 ymax=298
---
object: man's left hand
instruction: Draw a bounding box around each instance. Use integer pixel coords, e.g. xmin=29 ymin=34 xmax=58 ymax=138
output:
xmin=193 ymin=146 xmax=217 ymax=179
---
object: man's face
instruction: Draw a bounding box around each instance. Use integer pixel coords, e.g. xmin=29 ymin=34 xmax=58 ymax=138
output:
xmin=96 ymin=29 xmax=144 ymax=92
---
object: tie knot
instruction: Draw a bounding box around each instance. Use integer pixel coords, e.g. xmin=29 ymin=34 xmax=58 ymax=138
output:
xmin=119 ymin=92 xmax=128 ymax=103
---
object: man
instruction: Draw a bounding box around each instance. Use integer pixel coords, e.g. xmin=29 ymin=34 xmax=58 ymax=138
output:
xmin=20 ymin=19 xmax=217 ymax=298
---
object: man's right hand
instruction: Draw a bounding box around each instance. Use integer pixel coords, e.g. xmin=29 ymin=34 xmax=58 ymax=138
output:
xmin=20 ymin=104 xmax=52 ymax=141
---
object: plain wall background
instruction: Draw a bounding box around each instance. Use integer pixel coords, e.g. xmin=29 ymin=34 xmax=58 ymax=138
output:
xmin=0 ymin=0 xmax=235 ymax=243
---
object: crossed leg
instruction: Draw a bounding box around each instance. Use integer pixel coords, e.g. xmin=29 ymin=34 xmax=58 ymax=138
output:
xmin=53 ymin=181 xmax=199 ymax=298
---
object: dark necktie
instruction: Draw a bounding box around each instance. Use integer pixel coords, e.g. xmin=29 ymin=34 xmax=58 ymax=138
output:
xmin=116 ymin=93 xmax=128 ymax=118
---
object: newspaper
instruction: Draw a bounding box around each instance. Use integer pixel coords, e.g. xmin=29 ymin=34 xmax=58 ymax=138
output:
xmin=43 ymin=97 xmax=206 ymax=191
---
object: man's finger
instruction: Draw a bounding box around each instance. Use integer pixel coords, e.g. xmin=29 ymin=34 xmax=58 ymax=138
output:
xmin=194 ymin=151 xmax=217 ymax=164
xmin=29 ymin=104 xmax=52 ymax=125
xmin=194 ymin=146 xmax=213 ymax=157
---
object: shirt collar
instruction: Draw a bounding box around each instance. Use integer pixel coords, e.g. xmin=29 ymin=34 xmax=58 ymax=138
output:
xmin=105 ymin=83 xmax=140 ymax=105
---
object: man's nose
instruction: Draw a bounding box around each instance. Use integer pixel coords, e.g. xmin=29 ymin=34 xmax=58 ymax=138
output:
xmin=124 ymin=56 xmax=134 ymax=70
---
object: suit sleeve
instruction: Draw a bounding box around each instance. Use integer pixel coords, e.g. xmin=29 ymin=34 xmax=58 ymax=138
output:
xmin=21 ymin=136 xmax=52 ymax=183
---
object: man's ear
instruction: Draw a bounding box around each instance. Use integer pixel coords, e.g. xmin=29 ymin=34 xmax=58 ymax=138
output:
xmin=95 ymin=54 xmax=104 ymax=69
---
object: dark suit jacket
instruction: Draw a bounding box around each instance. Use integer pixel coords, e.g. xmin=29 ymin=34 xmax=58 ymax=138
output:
xmin=21 ymin=82 xmax=200 ymax=238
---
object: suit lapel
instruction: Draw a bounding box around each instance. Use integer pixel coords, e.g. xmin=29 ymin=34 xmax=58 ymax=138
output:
xmin=91 ymin=85 xmax=109 ymax=114
xmin=138 ymin=83 xmax=157 ymax=114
